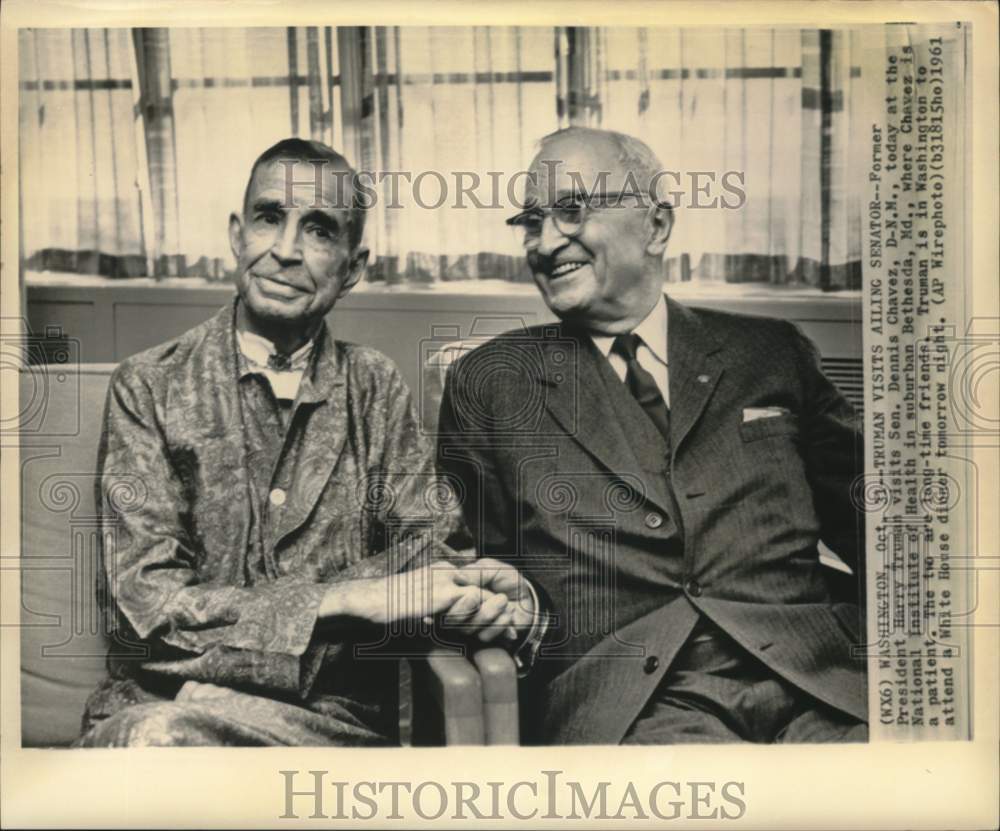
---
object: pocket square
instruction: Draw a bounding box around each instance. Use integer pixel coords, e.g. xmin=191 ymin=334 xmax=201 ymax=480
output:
xmin=742 ymin=406 xmax=789 ymax=422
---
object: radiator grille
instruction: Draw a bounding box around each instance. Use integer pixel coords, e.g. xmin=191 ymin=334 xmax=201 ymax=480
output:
xmin=821 ymin=356 xmax=865 ymax=416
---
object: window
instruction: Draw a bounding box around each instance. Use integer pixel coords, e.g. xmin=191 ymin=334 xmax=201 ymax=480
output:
xmin=20 ymin=26 xmax=864 ymax=290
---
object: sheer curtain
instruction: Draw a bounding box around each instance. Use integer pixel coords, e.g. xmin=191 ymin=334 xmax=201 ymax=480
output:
xmin=19 ymin=26 xmax=865 ymax=289
xmin=578 ymin=28 xmax=866 ymax=289
xmin=343 ymin=26 xmax=559 ymax=283
xmin=19 ymin=28 xmax=147 ymax=277
xmin=157 ymin=26 xmax=559 ymax=282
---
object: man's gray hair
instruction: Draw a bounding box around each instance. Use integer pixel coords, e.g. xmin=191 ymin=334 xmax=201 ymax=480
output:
xmin=536 ymin=126 xmax=668 ymax=202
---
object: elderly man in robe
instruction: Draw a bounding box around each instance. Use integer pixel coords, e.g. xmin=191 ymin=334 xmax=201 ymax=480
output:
xmin=76 ymin=138 xmax=526 ymax=747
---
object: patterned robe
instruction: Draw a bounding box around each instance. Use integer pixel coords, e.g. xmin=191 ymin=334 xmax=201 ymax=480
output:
xmin=77 ymin=301 xmax=466 ymax=746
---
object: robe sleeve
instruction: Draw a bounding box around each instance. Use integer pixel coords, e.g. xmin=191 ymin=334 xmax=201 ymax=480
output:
xmin=365 ymin=359 xmax=474 ymax=569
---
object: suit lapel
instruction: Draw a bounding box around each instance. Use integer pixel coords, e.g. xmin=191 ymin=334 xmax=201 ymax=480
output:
xmin=273 ymin=325 xmax=349 ymax=548
xmin=540 ymin=325 xmax=675 ymax=516
xmin=666 ymin=296 xmax=725 ymax=455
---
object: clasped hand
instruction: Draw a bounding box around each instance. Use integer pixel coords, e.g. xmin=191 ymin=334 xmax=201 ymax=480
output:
xmin=420 ymin=559 xmax=536 ymax=644
xmin=321 ymin=559 xmax=534 ymax=644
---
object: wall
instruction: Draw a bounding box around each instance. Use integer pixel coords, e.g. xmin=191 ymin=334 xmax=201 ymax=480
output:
xmin=26 ymin=275 xmax=864 ymax=409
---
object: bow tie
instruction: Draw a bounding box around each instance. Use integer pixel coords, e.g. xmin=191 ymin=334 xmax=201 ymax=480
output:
xmin=267 ymin=352 xmax=293 ymax=372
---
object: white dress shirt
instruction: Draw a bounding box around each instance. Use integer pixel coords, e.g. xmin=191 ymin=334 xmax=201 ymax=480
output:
xmin=590 ymin=293 xmax=670 ymax=406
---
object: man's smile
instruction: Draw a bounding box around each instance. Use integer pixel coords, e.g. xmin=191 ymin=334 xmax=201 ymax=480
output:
xmin=548 ymin=260 xmax=590 ymax=279
xmin=254 ymin=272 xmax=309 ymax=297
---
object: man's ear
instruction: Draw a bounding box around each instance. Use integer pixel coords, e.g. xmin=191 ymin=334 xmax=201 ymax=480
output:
xmin=339 ymin=247 xmax=369 ymax=298
xmin=645 ymin=203 xmax=674 ymax=256
xmin=228 ymin=212 xmax=244 ymax=265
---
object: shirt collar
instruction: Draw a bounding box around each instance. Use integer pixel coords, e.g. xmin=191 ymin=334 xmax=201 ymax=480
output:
xmin=236 ymin=328 xmax=316 ymax=401
xmin=590 ymin=293 xmax=668 ymax=363
xmin=236 ymin=328 xmax=314 ymax=374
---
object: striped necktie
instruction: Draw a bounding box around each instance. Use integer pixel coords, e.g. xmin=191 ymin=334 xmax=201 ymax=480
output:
xmin=612 ymin=333 xmax=671 ymax=447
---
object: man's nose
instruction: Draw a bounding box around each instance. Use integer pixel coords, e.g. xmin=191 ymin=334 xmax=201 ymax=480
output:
xmin=536 ymin=214 xmax=568 ymax=256
xmin=271 ymin=217 xmax=303 ymax=263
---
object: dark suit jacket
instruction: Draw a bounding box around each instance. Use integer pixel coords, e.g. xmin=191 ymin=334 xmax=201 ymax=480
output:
xmin=437 ymin=296 xmax=866 ymax=744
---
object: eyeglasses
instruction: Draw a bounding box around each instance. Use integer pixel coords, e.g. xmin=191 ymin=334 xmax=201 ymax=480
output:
xmin=506 ymin=191 xmax=666 ymax=248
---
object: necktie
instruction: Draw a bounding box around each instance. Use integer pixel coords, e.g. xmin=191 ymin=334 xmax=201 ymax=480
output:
xmin=612 ymin=333 xmax=671 ymax=447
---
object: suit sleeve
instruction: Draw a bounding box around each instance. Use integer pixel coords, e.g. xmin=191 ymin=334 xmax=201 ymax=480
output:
xmin=789 ymin=324 xmax=866 ymax=590
xmin=99 ymin=364 xmax=329 ymax=698
xmin=435 ymin=359 xmax=516 ymax=563
xmin=436 ymin=357 xmax=552 ymax=674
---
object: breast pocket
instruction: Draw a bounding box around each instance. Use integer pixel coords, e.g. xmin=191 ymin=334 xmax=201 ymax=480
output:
xmin=737 ymin=412 xmax=805 ymax=487
xmin=731 ymin=411 xmax=814 ymax=553
xmin=739 ymin=413 xmax=800 ymax=443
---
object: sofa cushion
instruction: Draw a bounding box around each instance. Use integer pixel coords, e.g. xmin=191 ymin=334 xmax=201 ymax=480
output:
xmin=20 ymin=366 xmax=115 ymax=746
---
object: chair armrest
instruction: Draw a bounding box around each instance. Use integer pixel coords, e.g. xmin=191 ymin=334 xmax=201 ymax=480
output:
xmin=473 ymin=648 xmax=520 ymax=745
xmin=408 ymin=648 xmax=485 ymax=745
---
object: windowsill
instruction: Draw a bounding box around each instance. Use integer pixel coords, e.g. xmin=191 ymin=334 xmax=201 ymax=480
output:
xmin=26 ymin=268 xmax=863 ymax=364
xmin=25 ymin=270 xmax=862 ymax=301
xmin=26 ymin=271 xmax=235 ymax=290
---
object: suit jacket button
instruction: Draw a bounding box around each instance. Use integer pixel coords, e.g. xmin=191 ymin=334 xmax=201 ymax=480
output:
xmin=643 ymin=656 xmax=660 ymax=674
xmin=686 ymin=579 xmax=702 ymax=597
xmin=644 ymin=512 xmax=664 ymax=529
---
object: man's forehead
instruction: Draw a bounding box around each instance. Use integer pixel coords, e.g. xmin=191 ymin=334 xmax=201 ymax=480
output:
xmin=249 ymin=158 xmax=354 ymax=211
xmin=527 ymin=136 xmax=634 ymax=197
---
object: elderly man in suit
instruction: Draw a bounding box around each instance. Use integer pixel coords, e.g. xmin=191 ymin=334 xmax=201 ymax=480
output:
xmin=76 ymin=138 xmax=515 ymax=747
xmin=437 ymin=126 xmax=867 ymax=744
